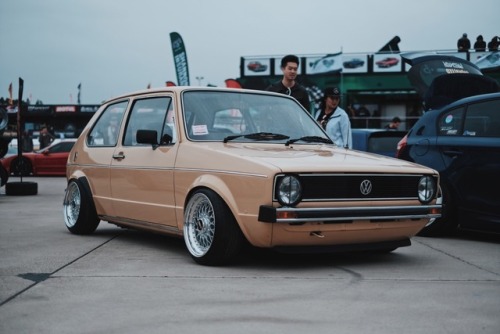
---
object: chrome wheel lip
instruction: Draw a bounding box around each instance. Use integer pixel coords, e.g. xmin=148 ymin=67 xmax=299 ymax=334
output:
xmin=184 ymin=193 xmax=215 ymax=258
xmin=63 ymin=182 xmax=81 ymax=228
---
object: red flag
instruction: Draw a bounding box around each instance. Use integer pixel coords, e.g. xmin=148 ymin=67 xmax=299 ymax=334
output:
xmin=165 ymin=81 xmax=176 ymax=87
xmin=8 ymin=82 xmax=13 ymax=105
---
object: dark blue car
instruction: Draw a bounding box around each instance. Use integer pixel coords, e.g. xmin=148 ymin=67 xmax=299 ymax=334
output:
xmin=351 ymin=128 xmax=406 ymax=157
xmin=397 ymin=54 xmax=500 ymax=236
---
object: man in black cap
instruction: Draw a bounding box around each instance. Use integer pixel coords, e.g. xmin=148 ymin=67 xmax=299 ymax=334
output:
xmin=385 ymin=116 xmax=401 ymax=130
xmin=266 ymin=54 xmax=311 ymax=112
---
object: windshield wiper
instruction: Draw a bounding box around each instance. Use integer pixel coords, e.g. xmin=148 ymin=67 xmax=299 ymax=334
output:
xmin=224 ymin=132 xmax=290 ymax=143
xmin=285 ymin=136 xmax=333 ymax=146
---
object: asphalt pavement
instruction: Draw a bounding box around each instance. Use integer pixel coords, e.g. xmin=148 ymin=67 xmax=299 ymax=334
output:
xmin=1 ymin=177 xmax=499 ymax=334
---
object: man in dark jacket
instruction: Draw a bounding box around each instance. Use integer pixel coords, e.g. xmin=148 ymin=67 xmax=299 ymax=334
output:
xmin=457 ymin=33 xmax=471 ymax=52
xmin=266 ymin=54 xmax=311 ymax=112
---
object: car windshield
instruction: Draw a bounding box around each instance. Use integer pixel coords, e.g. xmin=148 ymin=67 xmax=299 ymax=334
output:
xmin=182 ymin=90 xmax=329 ymax=143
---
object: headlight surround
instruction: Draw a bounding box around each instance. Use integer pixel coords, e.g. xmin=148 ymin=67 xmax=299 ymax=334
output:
xmin=418 ymin=176 xmax=436 ymax=204
xmin=276 ymin=175 xmax=302 ymax=206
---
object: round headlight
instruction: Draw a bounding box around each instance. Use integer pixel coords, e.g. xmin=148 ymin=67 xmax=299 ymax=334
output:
xmin=418 ymin=176 xmax=436 ymax=203
xmin=277 ymin=175 xmax=302 ymax=206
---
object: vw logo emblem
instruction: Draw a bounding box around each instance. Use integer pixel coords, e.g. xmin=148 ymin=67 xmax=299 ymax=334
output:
xmin=360 ymin=180 xmax=372 ymax=195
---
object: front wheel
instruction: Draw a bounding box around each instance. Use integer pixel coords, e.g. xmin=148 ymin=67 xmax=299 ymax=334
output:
xmin=63 ymin=178 xmax=100 ymax=235
xmin=183 ymin=189 xmax=243 ymax=266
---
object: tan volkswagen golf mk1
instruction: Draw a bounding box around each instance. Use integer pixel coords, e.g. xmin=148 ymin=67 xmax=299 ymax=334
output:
xmin=63 ymin=87 xmax=441 ymax=266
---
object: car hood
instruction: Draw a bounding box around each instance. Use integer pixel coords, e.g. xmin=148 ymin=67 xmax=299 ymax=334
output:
xmin=401 ymin=53 xmax=500 ymax=110
xmin=177 ymin=142 xmax=435 ymax=175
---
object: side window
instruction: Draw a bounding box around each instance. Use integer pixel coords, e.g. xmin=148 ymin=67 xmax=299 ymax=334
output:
xmin=438 ymin=107 xmax=464 ymax=136
xmin=87 ymin=101 xmax=128 ymax=147
xmin=123 ymin=96 xmax=175 ymax=146
xmin=464 ymin=99 xmax=500 ymax=137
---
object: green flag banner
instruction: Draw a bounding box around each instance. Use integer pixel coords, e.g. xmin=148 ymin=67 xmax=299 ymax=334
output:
xmin=170 ymin=32 xmax=190 ymax=86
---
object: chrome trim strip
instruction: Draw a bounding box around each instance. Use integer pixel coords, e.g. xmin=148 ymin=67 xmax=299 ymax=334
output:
xmin=100 ymin=215 xmax=182 ymax=236
xmin=259 ymin=204 xmax=442 ymax=223
xmin=67 ymin=163 xmax=267 ymax=178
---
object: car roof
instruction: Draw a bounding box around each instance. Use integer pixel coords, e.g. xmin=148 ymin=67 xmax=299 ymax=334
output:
xmin=102 ymin=86 xmax=284 ymax=105
xmin=427 ymin=92 xmax=500 ymax=112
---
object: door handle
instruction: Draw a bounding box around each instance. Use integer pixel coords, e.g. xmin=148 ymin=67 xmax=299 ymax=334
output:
xmin=112 ymin=152 xmax=125 ymax=160
xmin=443 ymin=150 xmax=463 ymax=157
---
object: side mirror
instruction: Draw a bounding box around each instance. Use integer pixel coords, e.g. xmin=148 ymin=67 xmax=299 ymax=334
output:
xmin=136 ymin=129 xmax=159 ymax=149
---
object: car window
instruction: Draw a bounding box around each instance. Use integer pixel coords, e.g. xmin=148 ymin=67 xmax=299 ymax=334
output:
xmin=87 ymin=101 xmax=128 ymax=147
xmin=48 ymin=141 xmax=74 ymax=153
xmin=464 ymin=98 xmax=500 ymax=137
xmin=123 ymin=96 xmax=175 ymax=146
xmin=368 ymin=136 xmax=404 ymax=153
xmin=182 ymin=91 xmax=323 ymax=141
xmin=438 ymin=107 xmax=464 ymax=136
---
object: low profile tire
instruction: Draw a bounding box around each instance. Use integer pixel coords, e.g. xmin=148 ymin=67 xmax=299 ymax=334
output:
xmin=10 ymin=157 xmax=33 ymax=176
xmin=183 ymin=189 xmax=243 ymax=266
xmin=63 ymin=178 xmax=100 ymax=235
xmin=5 ymin=181 xmax=38 ymax=196
xmin=418 ymin=185 xmax=457 ymax=237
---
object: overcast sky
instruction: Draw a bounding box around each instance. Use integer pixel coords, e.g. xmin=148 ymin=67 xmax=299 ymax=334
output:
xmin=1 ymin=0 xmax=498 ymax=104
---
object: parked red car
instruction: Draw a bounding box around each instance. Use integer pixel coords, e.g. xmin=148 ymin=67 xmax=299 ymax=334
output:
xmin=246 ymin=61 xmax=268 ymax=72
xmin=1 ymin=139 xmax=76 ymax=176
xmin=376 ymin=57 xmax=399 ymax=68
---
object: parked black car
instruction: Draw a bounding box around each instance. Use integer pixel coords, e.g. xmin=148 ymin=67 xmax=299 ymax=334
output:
xmin=343 ymin=58 xmax=365 ymax=69
xmin=397 ymin=53 xmax=500 ymax=236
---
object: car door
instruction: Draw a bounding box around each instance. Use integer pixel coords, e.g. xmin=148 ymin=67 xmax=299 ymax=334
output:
xmin=84 ymin=100 xmax=129 ymax=216
xmin=436 ymin=97 xmax=500 ymax=229
xmin=110 ymin=95 xmax=178 ymax=227
xmin=34 ymin=141 xmax=74 ymax=174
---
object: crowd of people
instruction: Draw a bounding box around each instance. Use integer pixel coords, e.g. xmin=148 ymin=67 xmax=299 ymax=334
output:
xmin=266 ymin=35 xmax=499 ymax=147
xmin=266 ymin=54 xmax=404 ymax=149
xmin=458 ymin=33 xmax=499 ymax=52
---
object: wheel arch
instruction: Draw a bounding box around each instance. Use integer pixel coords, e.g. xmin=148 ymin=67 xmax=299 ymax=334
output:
xmin=182 ymin=178 xmax=247 ymax=238
xmin=68 ymin=175 xmax=99 ymax=216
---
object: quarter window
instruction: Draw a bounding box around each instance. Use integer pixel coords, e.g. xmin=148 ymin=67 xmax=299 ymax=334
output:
xmin=438 ymin=107 xmax=464 ymax=136
xmin=87 ymin=101 xmax=128 ymax=147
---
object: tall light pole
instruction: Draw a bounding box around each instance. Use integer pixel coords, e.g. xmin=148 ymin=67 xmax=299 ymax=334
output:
xmin=195 ymin=76 xmax=204 ymax=86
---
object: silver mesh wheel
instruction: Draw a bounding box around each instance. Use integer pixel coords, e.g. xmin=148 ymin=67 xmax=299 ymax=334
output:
xmin=63 ymin=181 xmax=81 ymax=228
xmin=184 ymin=192 xmax=216 ymax=257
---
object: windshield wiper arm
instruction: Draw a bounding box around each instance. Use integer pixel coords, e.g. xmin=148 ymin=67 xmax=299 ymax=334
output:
xmin=285 ymin=136 xmax=333 ymax=146
xmin=224 ymin=132 xmax=290 ymax=143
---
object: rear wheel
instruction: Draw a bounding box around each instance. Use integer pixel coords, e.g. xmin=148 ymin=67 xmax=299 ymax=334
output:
xmin=10 ymin=157 xmax=33 ymax=176
xmin=183 ymin=189 xmax=243 ymax=266
xmin=63 ymin=179 xmax=100 ymax=235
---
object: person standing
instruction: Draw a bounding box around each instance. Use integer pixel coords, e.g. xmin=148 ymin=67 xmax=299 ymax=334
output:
xmin=21 ymin=130 xmax=34 ymax=152
xmin=385 ymin=116 xmax=401 ymax=130
xmin=266 ymin=54 xmax=311 ymax=112
xmin=487 ymin=36 xmax=499 ymax=51
xmin=473 ymin=35 xmax=486 ymax=52
xmin=457 ymin=33 xmax=471 ymax=52
xmin=39 ymin=126 xmax=55 ymax=149
xmin=316 ymin=87 xmax=352 ymax=149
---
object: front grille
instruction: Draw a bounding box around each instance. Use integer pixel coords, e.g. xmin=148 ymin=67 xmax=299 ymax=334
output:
xmin=274 ymin=173 xmax=427 ymax=201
